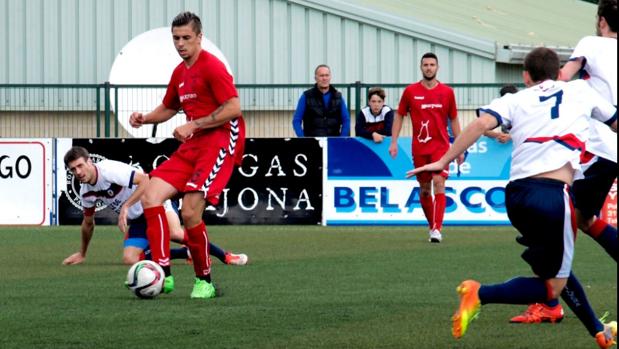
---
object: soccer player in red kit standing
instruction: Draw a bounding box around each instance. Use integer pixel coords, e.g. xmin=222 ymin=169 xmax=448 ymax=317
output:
xmin=129 ymin=11 xmax=245 ymax=299
xmin=389 ymin=52 xmax=464 ymax=243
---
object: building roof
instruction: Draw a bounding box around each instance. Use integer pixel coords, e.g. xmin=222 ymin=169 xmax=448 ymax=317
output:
xmin=291 ymin=0 xmax=597 ymax=62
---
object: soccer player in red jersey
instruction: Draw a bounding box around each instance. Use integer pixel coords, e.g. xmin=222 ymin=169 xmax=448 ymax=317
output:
xmin=389 ymin=52 xmax=464 ymax=243
xmin=129 ymin=12 xmax=245 ymax=299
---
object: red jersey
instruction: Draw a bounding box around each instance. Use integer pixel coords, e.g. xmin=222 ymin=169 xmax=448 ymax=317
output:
xmin=162 ymin=49 xmax=245 ymax=163
xmin=397 ymin=81 xmax=457 ymax=155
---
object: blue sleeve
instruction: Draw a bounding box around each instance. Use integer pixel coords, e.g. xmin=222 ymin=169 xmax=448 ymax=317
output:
xmin=292 ymin=94 xmax=306 ymax=137
xmin=447 ymin=118 xmax=454 ymax=138
xmin=340 ymin=99 xmax=350 ymax=136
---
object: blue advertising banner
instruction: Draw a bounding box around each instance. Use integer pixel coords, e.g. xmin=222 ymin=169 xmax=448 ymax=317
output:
xmin=324 ymin=137 xmax=512 ymax=225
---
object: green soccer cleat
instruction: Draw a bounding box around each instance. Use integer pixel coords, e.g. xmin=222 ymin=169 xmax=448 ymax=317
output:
xmin=190 ymin=278 xmax=216 ymax=299
xmin=452 ymin=280 xmax=481 ymax=339
xmin=163 ymin=275 xmax=175 ymax=294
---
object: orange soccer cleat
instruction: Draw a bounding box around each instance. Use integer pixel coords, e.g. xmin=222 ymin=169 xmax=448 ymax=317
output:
xmin=509 ymin=303 xmax=565 ymax=324
xmin=596 ymin=321 xmax=617 ymax=349
xmin=224 ymin=252 xmax=248 ymax=266
xmin=452 ymin=280 xmax=481 ymax=339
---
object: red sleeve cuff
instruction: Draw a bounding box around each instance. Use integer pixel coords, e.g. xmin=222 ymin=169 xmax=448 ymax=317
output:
xmin=83 ymin=207 xmax=95 ymax=217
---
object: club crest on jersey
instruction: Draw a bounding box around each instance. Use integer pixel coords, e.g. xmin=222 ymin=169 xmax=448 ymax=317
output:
xmin=417 ymin=120 xmax=433 ymax=143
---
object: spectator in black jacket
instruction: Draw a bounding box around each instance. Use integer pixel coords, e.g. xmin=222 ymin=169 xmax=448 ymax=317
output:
xmin=292 ymin=65 xmax=350 ymax=137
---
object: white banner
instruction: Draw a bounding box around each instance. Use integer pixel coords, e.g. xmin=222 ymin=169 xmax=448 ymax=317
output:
xmin=0 ymin=139 xmax=53 ymax=225
xmin=324 ymin=179 xmax=508 ymax=225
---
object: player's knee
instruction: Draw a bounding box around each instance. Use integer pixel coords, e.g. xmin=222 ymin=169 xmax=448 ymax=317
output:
xmin=141 ymin=191 xmax=161 ymax=208
xmin=546 ymin=278 xmax=567 ymax=299
xmin=181 ymin=206 xmax=200 ymax=226
xmin=432 ymin=177 xmax=446 ymax=192
xmin=548 ymin=288 xmax=564 ymax=300
xmin=577 ymin=215 xmax=595 ymax=232
xmin=123 ymin=253 xmax=140 ymax=265
xmin=419 ymin=184 xmax=432 ymax=197
xmin=574 ymin=208 xmax=590 ymax=230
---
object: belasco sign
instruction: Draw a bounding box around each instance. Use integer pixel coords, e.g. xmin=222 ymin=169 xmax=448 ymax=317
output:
xmin=56 ymin=138 xmax=322 ymax=225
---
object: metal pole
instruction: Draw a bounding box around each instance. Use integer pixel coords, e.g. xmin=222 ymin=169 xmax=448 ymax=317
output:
xmin=104 ymin=81 xmax=111 ymax=137
xmin=96 ymin=85 xmax=101 ymax=137
xmin=114 ymin=86 xmax=119 ymax=137
xmin=354 ymin=81 xmax=362 ymax=119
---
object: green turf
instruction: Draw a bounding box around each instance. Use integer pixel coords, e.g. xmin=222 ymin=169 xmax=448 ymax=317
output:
xmin=0 ymin=225 xmax=615 ymax=349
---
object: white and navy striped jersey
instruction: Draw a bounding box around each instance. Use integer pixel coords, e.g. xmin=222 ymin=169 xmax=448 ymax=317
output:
xmin=479 ymin=79 xmax=616 ymax=181
xmin=79 ymin=160 xmax=143 ymax=220
xmin=360 ymin=105 xmax=391 ymax=124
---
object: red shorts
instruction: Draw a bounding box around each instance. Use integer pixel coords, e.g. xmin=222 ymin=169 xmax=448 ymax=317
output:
xmin=151 ymin=119 xmax=244 ymax=205
xmin=413 ymin=152 xmax=449 ymax=183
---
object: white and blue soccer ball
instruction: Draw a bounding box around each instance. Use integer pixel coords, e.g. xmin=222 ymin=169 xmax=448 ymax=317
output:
xmin=126 ymin=260 xmax=164 ymax=299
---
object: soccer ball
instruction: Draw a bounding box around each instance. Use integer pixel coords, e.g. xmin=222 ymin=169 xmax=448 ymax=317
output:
xmin=126 ymin=260 xmax=164 ymax=299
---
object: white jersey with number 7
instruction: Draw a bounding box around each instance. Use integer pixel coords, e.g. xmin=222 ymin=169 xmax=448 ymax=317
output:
xmin=478 ymin=79 xmax=617 ymax=181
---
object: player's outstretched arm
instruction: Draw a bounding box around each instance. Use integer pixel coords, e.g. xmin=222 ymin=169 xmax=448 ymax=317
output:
xmin=62 ymin=215 xmax=95 ymax=265
xmin=407 ymin=113 xmax=497 ymax=178
xmin=450 ymin=116 xmax=466 ymax=164
xmin=118 ymin=172 xmax=150 ymax=234
xmin=558 ymin=59 xmax=583 ymax=82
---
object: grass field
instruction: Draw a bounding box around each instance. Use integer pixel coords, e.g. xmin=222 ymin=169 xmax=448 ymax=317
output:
xmin=1 ymin=225 xmax=616 ymax=349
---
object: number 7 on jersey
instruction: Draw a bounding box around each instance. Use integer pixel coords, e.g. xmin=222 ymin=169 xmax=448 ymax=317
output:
xmin=539 ymin=90 xmax=563 ymax=119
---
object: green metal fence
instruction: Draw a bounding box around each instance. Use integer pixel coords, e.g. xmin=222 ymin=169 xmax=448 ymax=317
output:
xmin=0 ymin=83 xmax=519 ymax=138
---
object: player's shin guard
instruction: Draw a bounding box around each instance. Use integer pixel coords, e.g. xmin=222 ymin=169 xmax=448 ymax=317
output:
xmin=586 ymin=219 xmax=618 ymax=262
xmin=561 ymin=272 xmax=604 ymax=337
xmin=143 ymin=206 xmax=171 ymax=274
xmin=420 ymin=195 xmax=434 ymax=229
xmin=434 ymin=193 xmax=446 ymax=231
xmin=186 ymin=221 xmax=212 ymax=281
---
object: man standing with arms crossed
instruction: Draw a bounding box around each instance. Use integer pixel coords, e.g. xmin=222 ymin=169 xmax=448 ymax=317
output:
xmin=130 ymin=12 xmax=245 ymax=299
xmin=389 ymin=52 xmax=464 ymax=243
